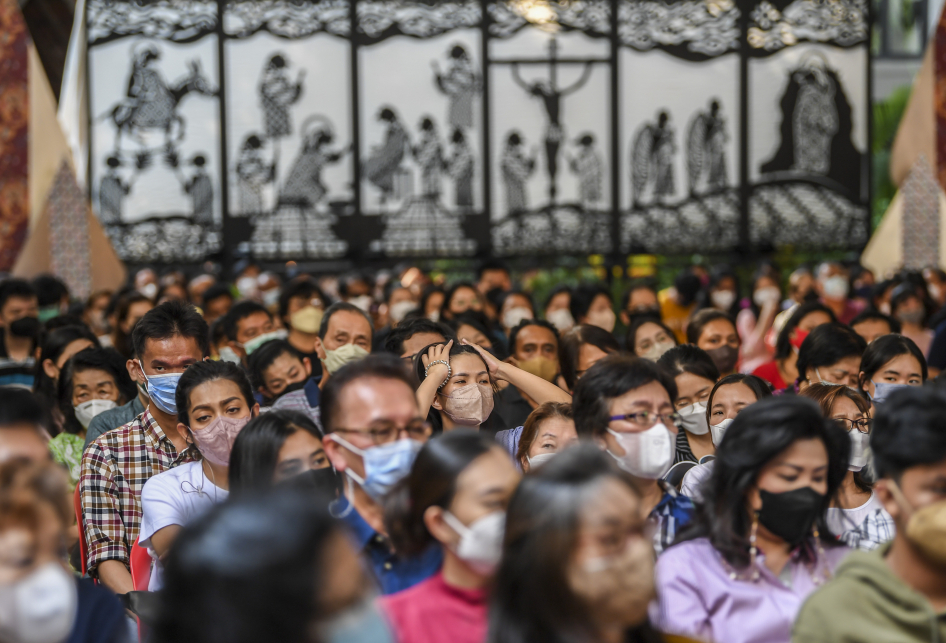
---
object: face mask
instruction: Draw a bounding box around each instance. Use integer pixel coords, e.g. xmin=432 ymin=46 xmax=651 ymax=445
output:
xmin=814 ymin=368 xmax=857 ymax=391
xmin=442 ymin=511 xmax=505 ymax=575
xmin=243 ymin=329 xmax=288 ymax=356
xmin=283 ymin=466 xmax=341 ymax=500
xmin=329 ymin=435 xmax=422 ymax=502
xmin=191 ymin=416 xmax=251 ymax=466
xmin=757 ymin=487 xmax=824 ymax=547
xmin=848 ymin=430 xmax=870 ymax=472
xmin=896 ymin=309 xmax=925 ymax=326
xmin=37 ymin=306 xmax=60 ymax=324
xmin=0 ymin=562 xmax=78 ymax=643
xmin=290 ymin=306 xmax=324 ymax=334
xmin=349 ymin=295 xmax=373 ymax=313
xmin=628 ymin=306 xmax=662 ymax=319
xmin=275 ymin=378 xmax=308 ymax=400
xmin=705 ymin=345 xmax=739 ymax=373
xmin=315 ymin=594 xmax=394 ymax=643
xmin=323 ymin=343 xmax=370 ymax=374
xmin=517 ymin=356 xmax=557 ymax=382
xmin=710 ymin=417 xmax=733 ymax=446
xmin=389 ymin=301 xmax=417 ymax=325
xmin=427 ymin=310 xmax=441 ymax=323
xmin=753 ymin=286 xmax=781 ymax=307
xmin=236 ymin=276 xmax=257 ymax=299
xmin=261 ymin=288 xmax=280 ymax=309
xmin=139 ymin=282 xmax=158 ymax=300
xmin=790 ymin=327 xmax=810 ymax=351
xmin=74 ymin=399 xmax=117 ymax=430
xmin=569 ymin=536 xmax=655 ymax=629
xmin=889 ymin=480 xmax=946 ymax=568
xmin=821 ymin=276 xmax=849 ymax=300
xmin=218 ymin=346 xmax=242 ymax=364
xmin=139 ymin=360 xmax=182 ymax=415
xmin=8 ymin=316 xmax=40 ymax=339
xmin=677 ymin=402 xmax=709 ymax=435
xmin=586 ymin=308 xmax=616 ymax=333
xmin=527 ymin=452 xmax=556 ymax=469
xmin=546 ymin=308 xmax=575 ymax=332
xmin=711 ymin=290 xmax=736 ymax=311
xmin=439 ymin=382 xmax=494 ymax=426
xmin=502 ymin=307 xmax=533 ymax=331
xmin=930 ymin=283 xmax=943 ymax=303
xmin=871 ymin=381 xmax=909 ymax=405
xmin=639 ymin=340 xmax=675 ymax=362
xmin=606 ymin=424 xmax=673 ymax=479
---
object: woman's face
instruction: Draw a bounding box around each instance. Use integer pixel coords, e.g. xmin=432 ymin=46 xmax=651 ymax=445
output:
xmin=754 ymin=276 xmax=779 ymax=292
xmin=71 ymin=368 xmax=122 ymax=407
xmin=440 ymin=448 xmax=520 ymax=548
xmin=709 ymin=382 xmax=757 ymax=425
xmin=424 ymin=292 xmax=445 ymax=317
xmin=750 ymin=438 xmax=829 ymax=515
xmin=438 ymin=353 xmax=490 ymax=397
xmin=501 ymin=294 xmax=533 ymax=318
xmin=545 ymin=291 xmax=570 ymax=314
xmin=456 ymin=324 xmax=493 ymax=351
xmin=576 ymin=343 xmax=610 ymax=381
xmin=673 ymin=372 xmax=714 ymax=410
xmin=798 ymin=311 xmax=833 ymax=333
xmin=274 ymin=429 xmax=329 ymax=482
xmin=0 ymin=504 xmax=62 ymax=585
xmin=697 ymin=318 xmax=739 ymax=352
xmin=829 ymin=395 xmax=868 ymax=430
xmin=633 ymin=322 xmax=673 ymax=358
xmin=186 ymin=379 xmax=254 ymax=432
xmin=121 ymin=300 xmax=154 ymax=334
xmin=860 ymin=352 xmax=924 ymax=398
xmin=893 ymin=295 xmax=924 ymax=321
xmin=522 ymin=417 xmax=578 ymax=470
xmin=713 ymin=276 xmax=737 ymax=296
xmin=448 ymin=287 xmax=481 ymax=316
xmin=806 ymin=355 xmax=861 ymax=388
xmin=287 ymin=293 xmax=324 ymax=317
xmin=585 ymin=294 xmax=614 ymax=320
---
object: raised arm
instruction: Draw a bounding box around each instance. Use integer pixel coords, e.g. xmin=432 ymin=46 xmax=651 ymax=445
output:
xmin=463 ymin=340 xmax=571 ymax=405
xmin=417 ymin=341 xmax=454 ymax=418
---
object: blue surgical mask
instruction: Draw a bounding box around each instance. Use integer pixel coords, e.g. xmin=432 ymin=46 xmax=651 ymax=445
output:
xmin=316 ymin=595 xmax=393 ymax=643
xmin=329 ymin=434 xmax=421 ymax=501
xmin=871 ymin=381 xmax=910 ymax=405
xmin=138 ymin=360 xmax=182 ymax=415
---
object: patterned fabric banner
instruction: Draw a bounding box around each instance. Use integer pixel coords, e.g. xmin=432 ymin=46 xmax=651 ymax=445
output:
xmin=0 ymin=0 xmax=30 ymax=271
xmin=48 ymin=161 xmax=93 ymax=300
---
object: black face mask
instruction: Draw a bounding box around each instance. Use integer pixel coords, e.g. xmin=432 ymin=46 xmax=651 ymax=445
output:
xmin=275 ymin=378 xmax=308 ymax=401
xmin=758 ymin=487 xmax=825 ymax=547
xmin=280 ymin=467 xmax=341 ymax=505
xmin=705 ymin=345 xmax=739 ymax=373
xmin=8 ymin=316 xmax=40 ymax=339
xmin=802 ymin=289 xmax=820 ymax=303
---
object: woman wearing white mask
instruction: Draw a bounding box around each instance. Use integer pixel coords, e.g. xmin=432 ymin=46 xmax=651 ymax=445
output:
xmin=856 ymin=334 xmax=926 ymax=406
xmin=490 ymin=445 xmax=698 ymax=643
xmin=381 ymin=430 xmax=520 ymax=643
xmin=514 ymin=402 xmax=577 ymax=472
xmin=572 ymin=354 xmax=694 ymax=555
xmin=627 ymin=317 xmax=677 ymax=362
xmin=415 ymin=340 xmax=571 ymax=434
xmin=52 ymin=347 xmax=136 ymax=489
xmin=139 ymin=360 xmax=259 ymax=591
xmin=569 ymin=282 xmax=617 ymax=333
xmin=657 ymin=346 xmax=720 ymax=465
xmin=498 ymin=291 xmax=535 ymax=336
xmin=801 ymin=384 xmax=895 ymax=551
xmin=700 ymin=266 xmax=741 ymax=317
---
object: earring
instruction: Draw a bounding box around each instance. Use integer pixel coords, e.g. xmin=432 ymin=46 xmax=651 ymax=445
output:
xmin=811 ymin=523 xmax=832 ymax=585
xmin=749 ymin=511 xmax=761 ymax=581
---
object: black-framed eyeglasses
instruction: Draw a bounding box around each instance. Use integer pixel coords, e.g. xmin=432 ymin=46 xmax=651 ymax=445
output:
xmin=834 ymin=417 xmax=872 ymax=433
xmin=609 ymin=411 xmax=680 ymax=429
xmin=333 ymin=419 xmax=432 ymax=445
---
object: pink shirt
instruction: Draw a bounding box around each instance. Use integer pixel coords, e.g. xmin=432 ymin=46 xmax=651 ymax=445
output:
xmin=380 ymin=572 xmax=488 ymax=643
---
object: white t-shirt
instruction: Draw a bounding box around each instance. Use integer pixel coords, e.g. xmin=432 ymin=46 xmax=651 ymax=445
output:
xmin=826 ymin=490 xmax=895 ymax=550
xmin=139 ymin=461 xmax=228 ymax=591
xmin=680 ymin=461 xmax=714 ymax=502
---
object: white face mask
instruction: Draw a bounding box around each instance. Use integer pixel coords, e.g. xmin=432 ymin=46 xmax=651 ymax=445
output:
xmin=821 ymin=276 xmax=849 ymax=300
xmin=586 ymin=308 xmax=616 ymax=333
xmin=389 ymin=301 xmax=417 ymax=324
xmin=677 ymin=402 xmax=709 ymax=436
xmin=218 ymin=346 xmax=242 ymax=364
xmin=710 ymin=290 xmax=736 ymax=311
xmin=73 ymin=399 xmax=117 ymax=430
xmin=442 ymin=511 xmax=506 ymax=575
xmin=502 ymin=306 xmax=533 ymax=331
xmin=753 ymin=286 xmax=781 ymax=307
xmin=639 ymin=340 xmax=675 ymax=362
xmin=526 ymin=452 xmax=556 ymax=469
xmin=0 ymin=562 xmax=78 ymax=643
xmin=848 ymin=430 xmax=870 ymax=471
xmin=546 ymin=308 xmax=575 ymax=333
xmin=349 ymin=295 xmax=373 ymax=313
xmin=427 ymin=310 xmax=441 ymax=323
xmin=606 ymin=424 xmax=674 ymax=479
xmin=710 ymin=418 xmax=733 ymax=446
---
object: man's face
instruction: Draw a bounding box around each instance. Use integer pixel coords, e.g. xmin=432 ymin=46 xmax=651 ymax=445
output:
xmin=0 ymin=296 xmax=38 ymax=327
xmin=262 ymin=352 xmax=311 ymax=398
xmin=133 ymin=335 xmax=203 ymax=384
xmin=401 ymin=332 xmax=446 ymax=361
xmin=879 ymin=459 xmax=946 ymax=546
xmin=235 ymin=311 xmax=274 ymax=345
xmin=852 ymin=318 xmax=892 ymax=345
xmin=478 ymin=269 xmax=511 ymax=294
xmin=0 ymin=426 xmax=49 ymax=464
xmin=204 ymin=295 xmax=233 ymax=324
xmin=515 ymin=325 xmax=558 ymax=365
xmin=317 ymin=310 xmax=372 ymax=354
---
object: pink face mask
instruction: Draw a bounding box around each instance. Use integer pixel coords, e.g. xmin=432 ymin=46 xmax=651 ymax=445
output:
xmin=191 ymin=416 xmax=251 ymax=466
xmin=439 ymin=383 xmax=494 ymax=426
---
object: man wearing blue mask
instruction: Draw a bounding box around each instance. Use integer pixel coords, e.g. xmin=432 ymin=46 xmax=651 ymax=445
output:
xmin=79 ymin=301 xmax=207 ymax=595
xmin=321 ymin=354 xmax=437 ymax=594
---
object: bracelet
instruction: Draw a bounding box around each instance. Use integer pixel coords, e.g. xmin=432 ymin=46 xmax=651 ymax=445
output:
xmin=425 ymin=360 xmax=451 ymax=388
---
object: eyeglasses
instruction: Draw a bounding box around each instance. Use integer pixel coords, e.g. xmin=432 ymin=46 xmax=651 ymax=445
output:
xmin=333 ymin=419 xmax=432 ymax=445
xmin=609 ymin=411 xmax=680 ymax=429
xmin=835 ymin=417 xmax=871 ymax=433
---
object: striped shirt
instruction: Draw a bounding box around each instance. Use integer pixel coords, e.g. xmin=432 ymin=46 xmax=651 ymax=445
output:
xmin=79 ymin=408 xmax=194 ymax=574
xmin=651 ymin=481 xmax=695 ymax=555
xmin=674 ymin=429 xmax=698 ymax=464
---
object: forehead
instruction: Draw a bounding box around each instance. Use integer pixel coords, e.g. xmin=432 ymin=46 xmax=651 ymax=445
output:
xmin=517 ymin=324 xmax=557 ymax=346
xmin=712 ymin=382 xmax=756 ymax=405
xmin=505 ymin=294 xmax=531 ymax=308
xmin=703 ymin=318 xmax=736 ymax=335
xmin=629 ymin=288 xmax=657 ymax=303
xmin=610 ymin=380 xmax=671 ymax=410
xmin=535 ymin=416 xmax=576 ymax=438
xmin=451 ymin=353 xmax=487 ymax=372
xmin=334 ymin=377 xmax=419 ymax=427
xmin=73 ymin=368 xmax=115 ymax=386
xmin=268 ymin=351 xmax=304 ymax=372
xmin=402 ymin=332 xmax=445 ymax=355
xmin=579 ymin=478 xmax=640 ymax=527
xmin=189 ymin=378 xmax=244 ymax=406
xmin=239 ymin=311 xmax=271 ymax=328
xmin=635 ymin=321 xmax=665 ymax=339
xmin=853 ymin=318 xmax=889 ymax=333
xmin=141 ymin=335 xmax=203 ymax=361
xmin=326 ymin=310 xmax=371 ymax=335
xmin=768 ymin=437 xmax=828 ymax=468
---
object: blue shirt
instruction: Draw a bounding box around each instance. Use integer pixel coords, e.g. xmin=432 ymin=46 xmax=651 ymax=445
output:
xmin=652 ymin=480 xmax=695 ymax=555
xmin=331 ymin=495 xmax=442 ymax=595
xmin=67 ymin=577 xmax=129 ymax=643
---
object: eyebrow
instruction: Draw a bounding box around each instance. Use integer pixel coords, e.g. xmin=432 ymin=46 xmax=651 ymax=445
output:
xmin=540 ymin=432 xmax=558 ymax=439
xmin=478 ymin=485 xmax=507 ymax=497
xmin=453 ymin=370 xmax=489 ymax=378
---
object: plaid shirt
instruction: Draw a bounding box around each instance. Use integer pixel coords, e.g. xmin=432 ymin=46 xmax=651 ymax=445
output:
xmin=837 ymin=508 xmax=897 ymax=551
xmin=651 ymin=480 xmax=695 ymax=555
xmin=79 ymin=408 xmax=194 ymax=575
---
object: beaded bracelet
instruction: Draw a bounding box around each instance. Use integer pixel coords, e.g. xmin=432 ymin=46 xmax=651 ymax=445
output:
xmin=425 ymin=360 xmax=451 ymax=388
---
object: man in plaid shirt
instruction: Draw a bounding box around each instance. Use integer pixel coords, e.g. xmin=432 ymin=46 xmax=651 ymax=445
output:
xmin=79 ymin=301 xmax=207 ymax=594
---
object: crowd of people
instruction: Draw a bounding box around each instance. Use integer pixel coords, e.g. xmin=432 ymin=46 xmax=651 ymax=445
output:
xmin=1 ymin=258 xmax=945 ymax=643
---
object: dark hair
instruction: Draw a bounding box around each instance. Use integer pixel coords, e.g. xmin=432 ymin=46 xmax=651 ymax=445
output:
xmin=657 ymin=345 xmax=720 ymax=383
xmin=384 ymin=318 xmax=454 ymax=356
xmin=686 ymin=309 xmax=736 ymax=345
xmin=704 ymin=374 xmax=773 ymax=426
xmin=745 ymin=264 xmax=781 ymax=319
xmin=795 ymin=323 xmax=866 ymax=385
xmin=673 ymin=270 xmax=702 ymax=307
xmin=625 ymin=316 xmax=676 ymax=356
xmin=419 ymin=285 xmax=445 ymax=316
xmin=508 ymin=319 xmax=559 ymax=356
xmin=153 ymin=490 xmax=341 ymax=643
xmin=337 ymin=271 xmax=372 ymax=299
xmin=543 ymin=285 xmax=571 ymax=314
xmin=477 ymin=259 xmax=510 ymax=281
xmin=0 ymin=388 xmax=48 ymax=434
xmin=871 ymin=386 xmax=946 ymax=478
xmin=619 ymin=280 xmax=659 ymax=312
xmin=320 ymin=354 xmax=415 ymax=434
xmin=679 ymin=396 xmax=849 ymax=567
xmin=697 ymin=265 xmax=741 ymax=317
xmin=200 ymin=282 xmax=234 ymax=309
xmin=489 ymin=444 xmax=663 ymax=643
xmin=229 ymin=410 xmax=324 ymax=494
xmin=800 ymin=383 xmax=872 ymax=493
xmin=174 ymin=360 xmax=255 ymax=429
xmin=318 ymin=301 xmax=374 ymax=340
xmin=849 ymin=309 xmax=901 ymax=335
xmin=447 ymin=311 xmax=495 ymax=343
xmin=558 ymin=326 xmax=619 ymax=391
xmin=222 ymin=301 xmax=272 ymax=342
xmin=32 ymin=275 xmax=69 ymax=308
xmin=278 ymin=278 xmax=329 ymax=322
xmin=857 ymin=334 xmax=927 ymax=391
xmin=33 ymin=325 xmax=100 ymax=412
xmin=0 ymin=279 xmax=36 ymax=311
xmin=572 ymin=354 xmax=677 ymax=438
xmin=132 ymin=300 xmax=209 ymax=360
xmin=441 ymin=282 xmax=480 ymax=320
xmin=111 ymin=292 xmax=154 ymax=359
xmin=385 ymin=430 xmax=498 ymax=556
xmin=411 ymin=342 xmax=489 ymax=387
xmin=773 ymin=301 xmax=837 ymax=360
xmin=515 ymin=402 xmax=573 ymax=467
xmin=247 ymin=339 xmax=305 ymax=392
xmin=57 ymin=347 xmax=134 ymax=435
xmin=889 ymin=282 xmax=923 ymax=318
xmin=568 ymin=282 xmax=610 ymax=323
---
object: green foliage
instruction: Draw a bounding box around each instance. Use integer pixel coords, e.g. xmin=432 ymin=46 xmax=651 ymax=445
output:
xmin=872 ymin=85 xmax=913 ymax=229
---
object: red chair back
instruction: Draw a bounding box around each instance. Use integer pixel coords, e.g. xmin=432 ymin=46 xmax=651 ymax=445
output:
xmin=74 ymin=485 xmax=89 ymax=576
xmin=130 ymin=538 xmax=152 ymax=591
